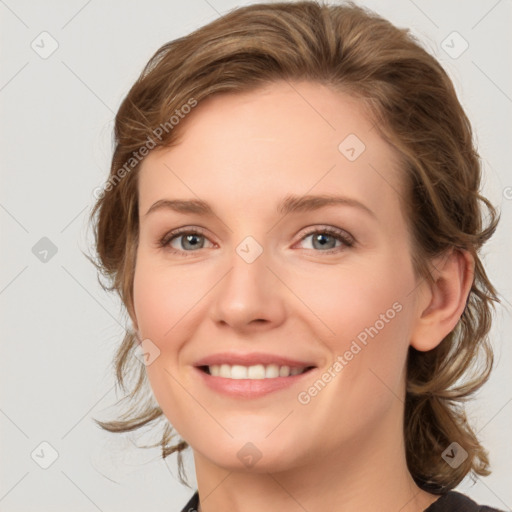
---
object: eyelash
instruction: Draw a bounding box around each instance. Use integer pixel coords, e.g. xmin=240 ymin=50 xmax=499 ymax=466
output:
xmin=158 ymin=226 xmax=355 ymax=257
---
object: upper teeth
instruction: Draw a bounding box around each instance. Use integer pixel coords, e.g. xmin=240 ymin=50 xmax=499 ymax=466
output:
xmin=208 ymin=364 xmax=307 ymax=379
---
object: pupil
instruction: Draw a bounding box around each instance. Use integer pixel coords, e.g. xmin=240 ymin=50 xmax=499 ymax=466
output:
xmin=184 ymin=234 xmax=202 ymax=249
xmin=314 ymin=234 xmax=334 ymax=250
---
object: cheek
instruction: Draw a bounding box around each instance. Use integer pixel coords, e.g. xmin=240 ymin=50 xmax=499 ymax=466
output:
xmin=132 ymin=252 xmax=215 ymax=399
xmin=132 ymin=253 xmax=203 ymax=342
xmin=296 ymin=262 xmax=414 ymax=442
xmin=295 ymin=252 xmax=416 ymax=418
xmin=293 ymin=254 xmax=414 ymax=349
xmin=132 ymin=255 xmax=199 ymax=434
xmin=132 ymin=268 xmax=170 ymax=339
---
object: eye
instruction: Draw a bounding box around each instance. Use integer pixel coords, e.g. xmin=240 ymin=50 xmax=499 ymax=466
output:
xmin=295 ymin=226 xmax=355 ymax=253
xmin=158 ymin=225 xmax=355 ymax=257
xmin=159 ymin=227 xmax=214 ymax=256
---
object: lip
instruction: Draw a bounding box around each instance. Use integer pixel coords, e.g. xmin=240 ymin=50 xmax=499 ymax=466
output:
xmin=193 ymin=365 xmax=317 ymax=399
xmin=193 ymin=352 xmax=316 ymax=368
xmin=192 ymin=352 xmax=318 ymax=399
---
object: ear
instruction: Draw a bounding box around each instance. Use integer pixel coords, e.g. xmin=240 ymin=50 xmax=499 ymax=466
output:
xmin=410 ymin=249 xmax=474 ymax=352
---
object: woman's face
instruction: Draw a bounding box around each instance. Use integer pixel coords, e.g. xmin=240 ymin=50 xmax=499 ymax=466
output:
xmin=133 ymin=80 xmax=425 ymax=472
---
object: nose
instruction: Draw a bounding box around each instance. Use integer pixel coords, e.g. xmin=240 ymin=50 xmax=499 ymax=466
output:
xmin=210 ymin=241 xmax=287 ymax=333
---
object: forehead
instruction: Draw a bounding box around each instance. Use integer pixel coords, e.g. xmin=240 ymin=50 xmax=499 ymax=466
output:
xmin=138 ymin=80 xmax=405 ymax=222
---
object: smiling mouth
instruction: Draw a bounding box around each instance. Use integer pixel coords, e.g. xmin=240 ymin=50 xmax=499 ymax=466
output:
xmin=198 ymin=364 xmax=316 ymax=379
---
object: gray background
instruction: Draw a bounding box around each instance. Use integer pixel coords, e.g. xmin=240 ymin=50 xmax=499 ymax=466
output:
xmin=1 ymin=0 xmax=511 ymax=511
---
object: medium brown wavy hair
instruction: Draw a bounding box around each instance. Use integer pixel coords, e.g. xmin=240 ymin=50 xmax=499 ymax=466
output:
xmin=88 ymin=0 xmax=500 ymax=493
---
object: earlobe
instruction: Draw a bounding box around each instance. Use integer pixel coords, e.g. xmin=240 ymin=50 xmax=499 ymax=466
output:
xmin=410 ymin=249 xmax=474 ymax=352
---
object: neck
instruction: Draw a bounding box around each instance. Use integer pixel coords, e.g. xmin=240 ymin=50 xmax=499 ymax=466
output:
xmin=192 ymin=400 xmax=440 ymax=512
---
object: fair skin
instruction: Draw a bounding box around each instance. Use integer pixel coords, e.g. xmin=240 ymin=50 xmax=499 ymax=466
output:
xmin=132 ymin=81 xmax=473 ymax=512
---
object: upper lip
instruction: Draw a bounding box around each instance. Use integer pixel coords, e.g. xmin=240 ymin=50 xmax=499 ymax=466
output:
xmin=194 ymin=352 xmax=317 ymax=368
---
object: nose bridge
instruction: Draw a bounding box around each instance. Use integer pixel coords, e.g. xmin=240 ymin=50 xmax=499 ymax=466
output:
xmin=211 ymin=233 xmax=285 ymax=329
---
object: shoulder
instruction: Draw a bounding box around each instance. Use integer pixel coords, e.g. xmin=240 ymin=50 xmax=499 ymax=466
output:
xmin=424 ymin=490 xmax=506 ymax=512
xmin=180 ymin=491 xmax=199 ymax=512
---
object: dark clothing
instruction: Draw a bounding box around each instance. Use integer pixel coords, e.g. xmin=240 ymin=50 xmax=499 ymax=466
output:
xmin=423 ymin=491 xmax=505 ymax=511
xmin=180 ymin=490 xmax=505 ymax=511
xmin=181 ymin=491 xmax=199 ymax=512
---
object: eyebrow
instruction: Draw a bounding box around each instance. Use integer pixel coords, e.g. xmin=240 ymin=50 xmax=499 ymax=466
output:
xmin=145 ymin=194 xmax=376 ymax=219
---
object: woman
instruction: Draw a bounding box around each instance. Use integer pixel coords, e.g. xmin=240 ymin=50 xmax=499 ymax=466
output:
xmin=89 ymin=2 xmax=504 ymax=511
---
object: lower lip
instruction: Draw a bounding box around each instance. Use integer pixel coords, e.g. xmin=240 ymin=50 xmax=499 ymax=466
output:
xmin=193 ymin=366 xmax=316 ymax=398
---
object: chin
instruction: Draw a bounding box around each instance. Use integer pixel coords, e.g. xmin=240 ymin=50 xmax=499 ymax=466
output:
xmin=194 ymin=436 xmax=301 ymax=473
